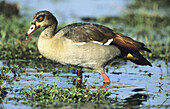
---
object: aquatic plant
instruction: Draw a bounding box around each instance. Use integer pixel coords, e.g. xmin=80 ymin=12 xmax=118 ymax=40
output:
xmin=20 ymin=84 xmax=113 ymax=108
xmin=0 ymin=65 xmax=20 ymax=80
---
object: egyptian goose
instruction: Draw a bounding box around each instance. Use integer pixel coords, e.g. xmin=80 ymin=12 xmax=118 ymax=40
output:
xmin=26 ymin=11 xmax=151 ymax=84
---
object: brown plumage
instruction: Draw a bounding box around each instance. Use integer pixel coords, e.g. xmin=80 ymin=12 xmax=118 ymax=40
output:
xmin=26 ymin=10 xmax=152 ymax=85
xmin=113 ymin=33 xmax=151 ymax=52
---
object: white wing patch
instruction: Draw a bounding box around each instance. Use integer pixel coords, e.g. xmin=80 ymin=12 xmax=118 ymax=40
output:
xmin=75 ymin=42 xmax=87 ymax=45
xmin=75 ymin=38 xmax=113 ymax=46
xmin=104 ymin=39 xmax=113 ymax=45
xmin=91 ymin=41 xmax=103 ymax=45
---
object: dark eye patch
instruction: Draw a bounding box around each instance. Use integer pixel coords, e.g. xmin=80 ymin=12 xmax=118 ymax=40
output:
xmin=37 ymin=15 xmax=45 ymax=22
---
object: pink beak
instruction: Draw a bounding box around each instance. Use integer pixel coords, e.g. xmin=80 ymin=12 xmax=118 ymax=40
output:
xmin=25 ymin=24 xmax=39 ymax=40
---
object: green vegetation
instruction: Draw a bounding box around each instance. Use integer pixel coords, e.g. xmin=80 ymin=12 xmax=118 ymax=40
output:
xmin=96 ymin=0 xmax=170 ymax=62
xmin=0 ymin=65 xmax=20 ymax=104
xmin=0 ymin=15 xmax=65 ymax=60
xmin=0 ymin=65 xmax=20 ymax=80
xmin=0 ymin=0 xmax=169 ymax=108
xmin=0 ymin=79 xmax=7 ymax=104
xmin=0 ymin=0 xmax=169 ymax=62
xmin=20 ymin=84 xmax=113 ymax=108
xmin=99 ymin=14 xmax=169 ymax=61
xmin=0 ymin=15 xmax=39 ymax=60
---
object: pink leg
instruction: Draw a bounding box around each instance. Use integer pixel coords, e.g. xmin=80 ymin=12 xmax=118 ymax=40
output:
xmin=76 ymin=68 xmax=82 ymax=83
xmin=102 ymin=83 xmax=110 ymax=89
xmin=101 ymin=73 xmax=110 ymax=83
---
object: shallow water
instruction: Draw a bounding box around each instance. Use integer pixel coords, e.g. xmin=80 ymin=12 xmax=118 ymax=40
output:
xmin=0 ymin=59 xmax=169 ymax=108
xmin=1 ymin=0 xmax=169 ymax=108
xmin=5 ymin=0 xmax=127 ymax=22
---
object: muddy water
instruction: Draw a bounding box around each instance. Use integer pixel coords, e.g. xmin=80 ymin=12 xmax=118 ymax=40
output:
xmin=0 ymin=60 xmax=169 ymax=108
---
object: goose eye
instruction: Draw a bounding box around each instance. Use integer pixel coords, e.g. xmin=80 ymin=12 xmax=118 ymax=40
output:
xmin=39 ymin=17 xmax=43 ymax=21
xmin=37 ymin=15 xmax=44 ymax=22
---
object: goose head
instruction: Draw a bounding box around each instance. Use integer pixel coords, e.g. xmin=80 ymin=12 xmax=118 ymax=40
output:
xmin=26 ymin=11 xmax=58 ymax=36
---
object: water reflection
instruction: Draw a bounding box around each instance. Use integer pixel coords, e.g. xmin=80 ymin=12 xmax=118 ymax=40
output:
xmin=124 ymin=93 xmax=148 ymax=108
xmin=0 ymin=60 xmax=169 ymax=108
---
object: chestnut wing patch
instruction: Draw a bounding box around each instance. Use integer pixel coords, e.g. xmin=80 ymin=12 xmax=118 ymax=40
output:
xmin=113 ymin=33 xmax=151 ymax=52
xmin=112 ymin=33 xmax=140 ymax=51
